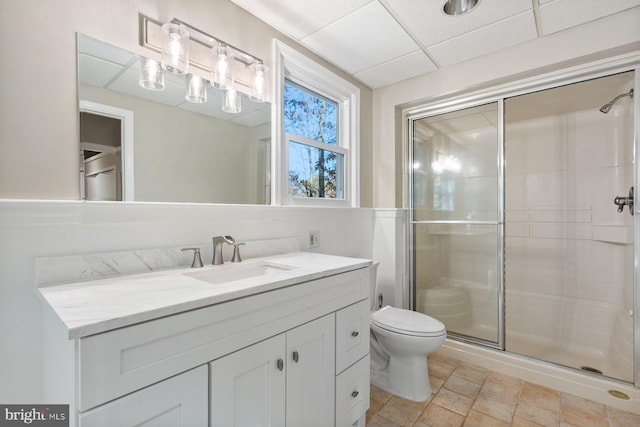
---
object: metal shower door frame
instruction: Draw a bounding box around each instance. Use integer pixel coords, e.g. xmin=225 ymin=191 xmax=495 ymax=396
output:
xmin=404 ymin=61 xmax=640 ymax=387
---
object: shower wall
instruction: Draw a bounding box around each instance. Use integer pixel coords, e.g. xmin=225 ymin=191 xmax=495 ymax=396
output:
xmin=504 ymin=81 xmax=635 ymax=382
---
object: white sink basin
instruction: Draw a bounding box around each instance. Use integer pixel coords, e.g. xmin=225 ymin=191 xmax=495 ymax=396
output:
xmin=184 ymin=262 xmax=297 ymax=285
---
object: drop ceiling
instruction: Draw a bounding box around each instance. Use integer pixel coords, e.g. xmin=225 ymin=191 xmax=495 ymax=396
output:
xmin=230 ymin=0 xmax=640 ymax=89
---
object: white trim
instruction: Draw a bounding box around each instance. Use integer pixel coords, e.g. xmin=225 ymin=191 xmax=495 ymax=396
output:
xmin=272 ymin=39 xmax=360 ymax=207
xmin=79 ymin=100 xmax=135 ymax=201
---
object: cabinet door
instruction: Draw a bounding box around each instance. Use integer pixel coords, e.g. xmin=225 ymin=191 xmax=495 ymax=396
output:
xmin=80 ymin=365 xmax=207 ymax=427
xmin=286 ymin=314 xmax=336 ymax=427
xmin=210 ymin=334 xmax=286 ymax=427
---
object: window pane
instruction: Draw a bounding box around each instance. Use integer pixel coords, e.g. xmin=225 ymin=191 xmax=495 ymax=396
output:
xmin=284 ymin=80 xmax=338 ymax=146
xmin=288 ymin=139 xmax=343 ymax=199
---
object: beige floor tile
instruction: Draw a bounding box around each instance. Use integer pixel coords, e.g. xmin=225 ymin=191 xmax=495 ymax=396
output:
xmin=432 ymin=388 xmax=474 ymax=417
xmin=472 ymin=393 xmax=516 ymax=424
xmin=511 ymin=415 xmax=546 ymax=427
xmin=430 ymin=375 xmax=445 ymax=394
xmin=462 ymin=409 xmax=510 ymax=427
xmin=560 ymin=405 xmax=609 ymax=427
xmin=452 ymin=364 xmax=488 ymax=385
xmin=486 ymin=370 xmax=525 ymax=390
xmin=606 ymin=406 xmax=640 ymax=427
xmin=514 ymin=402 xmax=559 ymax=427
xmin=478 ymin=377 xmax=523 ymax=405
xmin=366 ymin=413 xmax=404 ymax=427
xmin=561 ymin=392 xmax=607 ymax=417
xmin=370 ymin=352 xmax=640 ymax=427
xmin=443 ymin=375 xmax=482 ymax=399
xmin=429 ymin=358 xmax=458 ymax=380
xmin=520 ymin=382 xmax=561 ymax=415
xmin=370 ymin=384 xmax=394 ymax=404
xmin=367 ymin=397 xmax=385 ymax=422
xmin=377 ymin=395 xmax=429 ymax=426
xmin=417 ymin=403 xmax=465 ymax=427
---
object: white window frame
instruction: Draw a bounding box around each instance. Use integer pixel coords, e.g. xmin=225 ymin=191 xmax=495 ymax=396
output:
xmin=272 ymin=40 xmax=360 ymax=207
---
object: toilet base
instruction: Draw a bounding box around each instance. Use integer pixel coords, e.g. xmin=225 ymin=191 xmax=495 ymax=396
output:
xmin=370 ymin=354 xmax=433 ymax=402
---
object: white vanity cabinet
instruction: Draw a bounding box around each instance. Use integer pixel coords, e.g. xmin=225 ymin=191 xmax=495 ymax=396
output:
xmin=210 ymin=314 xmax=335 ymax=427
xmin=42 ymin=258 xmax=371 ymax=427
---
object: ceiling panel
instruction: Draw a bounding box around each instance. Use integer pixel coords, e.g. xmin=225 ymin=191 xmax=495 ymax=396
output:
xmin=383 ymin=0 xmax=532 ymax=47
xmin=354 ymin=50 xmax=437 ymax=89
xmin=229 ymin=0 xmax=374 ymax=40
xmin=428 ymin=11 xmax=537 ymax=67
xmin=301 ymin=1 xmax=419 ymax=73
xmin=539 ymin=0 xmax=640 ymax=35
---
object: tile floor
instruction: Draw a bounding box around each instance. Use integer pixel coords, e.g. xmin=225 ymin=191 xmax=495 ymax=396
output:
xmin=366 ymin=351 xmax=640 ymax=427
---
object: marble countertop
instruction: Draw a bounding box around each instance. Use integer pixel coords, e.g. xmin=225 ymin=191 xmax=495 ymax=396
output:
xmin=39 ymin=252 xmax=371 ymax=339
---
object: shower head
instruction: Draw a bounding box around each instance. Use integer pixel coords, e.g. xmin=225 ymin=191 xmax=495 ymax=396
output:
xmin=599 ymin=89 xmax=634 ymax=114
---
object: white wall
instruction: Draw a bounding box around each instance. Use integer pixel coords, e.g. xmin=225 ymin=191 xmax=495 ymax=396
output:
xmin=372 ymin=7 xmax=640 ymax=208
xmin=0 ymin=201 xmax=374 ymax=402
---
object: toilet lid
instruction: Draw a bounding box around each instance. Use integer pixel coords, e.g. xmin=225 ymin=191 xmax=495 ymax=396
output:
xmin=371 ymin=306 xmax=446 ymax=337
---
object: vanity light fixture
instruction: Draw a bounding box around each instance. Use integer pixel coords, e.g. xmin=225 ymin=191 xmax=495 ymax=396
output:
xmin=139 ymin=56 xmax=165 ymax=90
xmin=443 ymin=0 xmax=479 ymax=16
xmin=138 ymin=14 xmax=269 ymax=110
xmin=250 ymin=61 xmax=268 ymax=102
xmin=185 ymin=73 xmax=207 ymax=103
xmin=161 ymin=23 xmax=189 ymax=74
xmin=222 ymin=87 xmax=242 ymax=113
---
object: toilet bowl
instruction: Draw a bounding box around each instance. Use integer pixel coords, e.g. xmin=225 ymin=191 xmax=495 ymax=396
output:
xmin=369 ymin=263 xmax=446 ymax=402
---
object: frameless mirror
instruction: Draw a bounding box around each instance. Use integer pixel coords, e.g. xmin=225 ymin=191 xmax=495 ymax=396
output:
xmin=77 ymin=34 xmax=271 ymax=204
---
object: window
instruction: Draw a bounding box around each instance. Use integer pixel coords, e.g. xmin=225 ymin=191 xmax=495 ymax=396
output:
xmin=274 ymin=41 xmax=359 ymax=206
xmin=284 ymin=80 xmax=344 ymax=199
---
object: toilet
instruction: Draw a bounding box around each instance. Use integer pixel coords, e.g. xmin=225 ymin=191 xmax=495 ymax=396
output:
xmin=369 ymin=263 xmax=446 ymax=402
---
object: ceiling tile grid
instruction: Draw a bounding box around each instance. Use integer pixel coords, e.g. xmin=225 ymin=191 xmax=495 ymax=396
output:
xmin=301 ymin=1 xmax=419 ymax=73
xmin=427 ymin=11 xmax=538 ymax=67
xmin=230 ymin=0 xmax=640 ymax=88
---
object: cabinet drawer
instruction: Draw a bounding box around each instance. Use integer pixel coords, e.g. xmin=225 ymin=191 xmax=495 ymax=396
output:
xmin=335 ymin=355 xmax=370 ymax=427
xmin=336 ymin=299 xmax=369 ymax=373
xmin=80 ymin=365 xmax=208 ymax=427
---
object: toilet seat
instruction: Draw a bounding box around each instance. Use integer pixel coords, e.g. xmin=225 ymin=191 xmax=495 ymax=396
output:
xmin=371 ymin=306 xmax=445 ymax=337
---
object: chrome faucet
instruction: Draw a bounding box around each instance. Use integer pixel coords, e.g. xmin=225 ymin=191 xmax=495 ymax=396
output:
xmin=211 ymin=235 xmax=235 ymax=265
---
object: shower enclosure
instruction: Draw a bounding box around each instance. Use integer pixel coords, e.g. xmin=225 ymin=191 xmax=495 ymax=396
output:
xmin=409 ymin=69 xmax=638 ymax=385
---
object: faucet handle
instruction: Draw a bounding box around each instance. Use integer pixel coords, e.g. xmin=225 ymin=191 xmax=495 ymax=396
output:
xmin=181 ymin=247 xmax=204 ymax=268
xmin=231 ymin=243 xmax=246 ymax=263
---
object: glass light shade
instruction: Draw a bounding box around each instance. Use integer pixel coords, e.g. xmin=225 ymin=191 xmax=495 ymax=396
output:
xmin=250 ymin=62 xmax=268 ymax=102
xmin=222 ymin=87 xmax=242 ymax=113
xmin=139 ymin=57 xmax=164 ymax=90
xmin=212 ymin=43 xmax=235 ymax=89
xmin=161 ymin=23 xmax=189 ymax=74
xmin=185 ymin=74 xmax=207 ymax=103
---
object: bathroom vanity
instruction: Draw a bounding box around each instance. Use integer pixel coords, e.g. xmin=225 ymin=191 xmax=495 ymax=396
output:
xmin=40 ymin=252 xmax=371 ymax=427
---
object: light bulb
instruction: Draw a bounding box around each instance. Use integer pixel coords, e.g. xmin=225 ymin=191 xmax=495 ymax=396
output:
xmin=250 ymin=62 xmax=268 ymax=102
xmin=213 ymin=44 xmax=234 ymax=89
xmin=161 ymin=23 xmax=189 ymax=75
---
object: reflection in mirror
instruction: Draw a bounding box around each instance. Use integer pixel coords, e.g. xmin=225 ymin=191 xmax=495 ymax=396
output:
xmin=77 ymin=34 xmax=271 ymax=204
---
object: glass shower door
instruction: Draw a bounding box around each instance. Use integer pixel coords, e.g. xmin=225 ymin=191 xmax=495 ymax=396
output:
xmin=503 ymin=72 xmax=636 ymax=383
xmin=411 ymin=102 xmax=503 ymax=347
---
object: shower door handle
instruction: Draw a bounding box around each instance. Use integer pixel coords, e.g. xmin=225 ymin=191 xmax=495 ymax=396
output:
xmin=614 ymin=186 xmax=634 ymax=215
